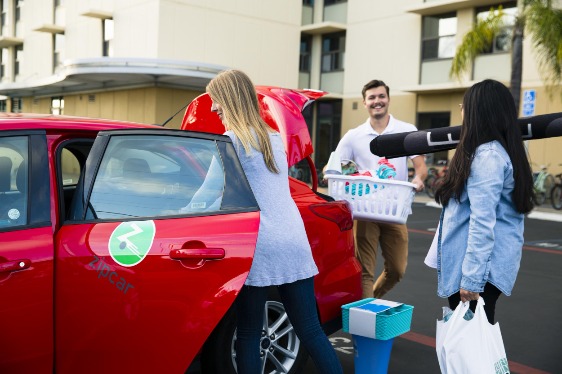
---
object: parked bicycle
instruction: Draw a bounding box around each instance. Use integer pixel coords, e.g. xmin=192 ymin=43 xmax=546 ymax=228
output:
xmin=550 ymin=166 xmax=562 ymax=210
xmin=532 ymin=164 xmax=555 ymax=206
xmin=426 ymin=160 xmax=448 ymax=198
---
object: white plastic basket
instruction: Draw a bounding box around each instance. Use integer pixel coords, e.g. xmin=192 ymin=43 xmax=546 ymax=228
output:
xmin=326 ymin=174 xmax=416 ymax=224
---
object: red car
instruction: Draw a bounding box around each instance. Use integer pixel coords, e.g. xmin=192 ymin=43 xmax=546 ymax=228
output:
xmin=0 ymin=87 xmax=361 ymax=374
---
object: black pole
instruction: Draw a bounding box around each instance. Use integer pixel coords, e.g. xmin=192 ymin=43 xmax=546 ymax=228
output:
xmin=370 ymin=112 xmax=562 ymax=158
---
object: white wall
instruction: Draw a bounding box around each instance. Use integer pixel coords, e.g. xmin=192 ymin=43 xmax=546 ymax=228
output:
xmin=154 ymin=0 xmax=301 ymax=87
xmin=344 ymin=0 xmax=421 ymax=97
xmin=13 ymin=0 xmax=302 ymax=88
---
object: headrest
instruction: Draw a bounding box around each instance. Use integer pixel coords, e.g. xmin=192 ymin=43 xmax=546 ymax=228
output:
xmin=16 ymin=163 xmax=27 ymax=193
xmin=123 ymin=158 xmax=151 ymax=178
xmin=0 ymin=156 xmax=13 ymax=192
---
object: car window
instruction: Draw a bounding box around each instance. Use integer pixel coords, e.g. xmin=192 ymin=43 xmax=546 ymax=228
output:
xmin=0 ymin=136 xmax=28 ymax=228
xmin=88 ymin=135 xmax=225 ymax=219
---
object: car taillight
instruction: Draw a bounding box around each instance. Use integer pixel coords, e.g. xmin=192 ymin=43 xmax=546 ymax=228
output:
xmin=308 ymin=201 xmax=354 ymax=231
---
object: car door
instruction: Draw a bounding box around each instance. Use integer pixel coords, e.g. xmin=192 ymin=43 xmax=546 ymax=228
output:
xmin=0 ymin=131 xmax=54 ymax=373
xmin=55 ymin=129 xmax=260 ymax=374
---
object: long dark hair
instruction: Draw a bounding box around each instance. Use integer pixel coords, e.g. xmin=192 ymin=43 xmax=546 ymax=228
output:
xmin=435 ymin=79 xmax=534 ymax=214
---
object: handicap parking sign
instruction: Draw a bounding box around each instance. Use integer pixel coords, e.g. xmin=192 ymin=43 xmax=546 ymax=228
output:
xmin=522 ymin=89 xmax=536 ymax=117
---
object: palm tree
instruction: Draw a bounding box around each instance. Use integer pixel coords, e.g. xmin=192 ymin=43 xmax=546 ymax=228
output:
xmin=450 ymin=0 xmax=562 ymax=111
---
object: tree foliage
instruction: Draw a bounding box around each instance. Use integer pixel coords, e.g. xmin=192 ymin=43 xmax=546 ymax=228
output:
xmin=450 ymin=0 xmax=562 ymax=107
xmin=450 ymin=7 xmax=505 ymax=79
xmin=524 ymin=0 xmax=562 ymax=91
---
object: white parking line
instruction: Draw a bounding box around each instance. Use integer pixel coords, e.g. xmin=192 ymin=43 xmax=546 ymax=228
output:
xmin=526 ymin=211 xmax=562 ymax=222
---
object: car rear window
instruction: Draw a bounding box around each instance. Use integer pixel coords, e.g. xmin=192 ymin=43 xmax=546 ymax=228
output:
xmin=88 ymin=135 xmax=225 ymax=219
xmin=0 ymin=136 xmax=28 ymax=228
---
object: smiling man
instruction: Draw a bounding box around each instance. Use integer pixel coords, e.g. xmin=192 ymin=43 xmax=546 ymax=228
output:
xmin=334 ymin=79 xmax=427 ymax=299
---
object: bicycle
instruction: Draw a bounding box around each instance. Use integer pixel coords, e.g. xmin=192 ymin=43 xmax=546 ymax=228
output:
xmin=532 ymin=164 xmax=555 ymax=206
xmin=550 ymin=166 xmax=562 ymax=210
xmin=426 ymin=160 xmax=448 ymax=199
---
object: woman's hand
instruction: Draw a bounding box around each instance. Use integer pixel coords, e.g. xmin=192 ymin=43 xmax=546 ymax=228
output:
xmin=460 ymin=288 xmax=479 ymax=303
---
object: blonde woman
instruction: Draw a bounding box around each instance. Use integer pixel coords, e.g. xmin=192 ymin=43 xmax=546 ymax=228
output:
xmin=207 ymin=70 xmax=342 ymax=374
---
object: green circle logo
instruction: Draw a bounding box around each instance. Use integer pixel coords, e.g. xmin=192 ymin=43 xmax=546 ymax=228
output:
xmin=108 ymin=220 xmax=156 ymax=267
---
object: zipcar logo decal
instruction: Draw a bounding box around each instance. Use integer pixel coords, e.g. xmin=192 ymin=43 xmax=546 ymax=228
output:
xmin=108 ymin=220 xmax=156 ymax=267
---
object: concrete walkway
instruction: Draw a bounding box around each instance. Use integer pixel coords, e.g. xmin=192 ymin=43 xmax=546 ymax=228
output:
xmin=413 ymin=193 xmax=562 ymax=222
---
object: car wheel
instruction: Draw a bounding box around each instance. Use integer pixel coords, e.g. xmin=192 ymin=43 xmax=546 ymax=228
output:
xmin=551 ymin=185 xmax=562 ymax=210
xmin=534 ymin=191 xmax=546 ymax=206
xmin=425 ymin=175 xmax=437 ymax=198
xmin=201 ymin=296 xmax=309 ymax=374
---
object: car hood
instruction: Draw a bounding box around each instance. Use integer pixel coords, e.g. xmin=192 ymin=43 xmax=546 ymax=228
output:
xmin=180 ymin=86 xmax=326 ymax=167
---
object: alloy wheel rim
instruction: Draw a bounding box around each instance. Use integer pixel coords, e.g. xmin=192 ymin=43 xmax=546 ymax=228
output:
xmin=232 ymin=300 xmax=301 ymax=373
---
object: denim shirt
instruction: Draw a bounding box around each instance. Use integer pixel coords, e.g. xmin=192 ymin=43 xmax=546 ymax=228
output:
xmin=437 ymin=141 xmax=524 ymax=297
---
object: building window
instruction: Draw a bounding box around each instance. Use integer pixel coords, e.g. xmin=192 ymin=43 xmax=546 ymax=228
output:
xmin=53 ymin=33 xmax=64 ymax=69
xmin=11 ymin=97 xmax=21 ymax=113
xmin=476 ymin=2 xmax=517 ymax=54
xmin=1 ymin=0 xmax=7 ymax=29
xmin=302 ymin=0 xmax=313 ymax=6
xmin=422 ymin=13 xmax=457 ymax=60
xmin=0 ymin=100 xmax=6 ymax=112
xmin=14 ymin=45 xmax=22 ymax=76
xmin=324 ymin=0 xmax=346 ymax=5
xmin=299 ymin=35 xmax=311 ymax=72
xmin=54 ymin=0 xmax=63 ymax=24
xmin=0 ymin=48 xmax=6 ymax=79
xmin=51 ymin=96 xmax=64 ymax=115
xmin=103 ymin=18 xmax=114 ymax=57
xmin=15 ymin=0 xmax=23 ymax=22
xmin=321 ymin=32 xmax=345 ymax=72
xmin=417 ymin=112 xmax=450 ymax=166
xmin=315 ymin=100 xmax=342 ymax=170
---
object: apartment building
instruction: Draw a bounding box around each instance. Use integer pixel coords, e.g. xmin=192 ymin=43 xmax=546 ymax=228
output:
xmin=0 ymin=0 xmax=301 ymax=128
xmin=0 ymin=0 xmax=560 ymax=175
xmin=301 ymin=0 xmax=561 ymax=175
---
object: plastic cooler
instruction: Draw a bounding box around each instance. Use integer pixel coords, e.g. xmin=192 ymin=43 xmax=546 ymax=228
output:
xmin=325 ymin=174 xmax=416 ymax=224
xmin=342 ymin=298 xmax=414 ymax=374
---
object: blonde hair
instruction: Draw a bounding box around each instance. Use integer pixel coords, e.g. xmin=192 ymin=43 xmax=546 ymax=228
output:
xmin=206 ymin=69 xmax=279 ymax=174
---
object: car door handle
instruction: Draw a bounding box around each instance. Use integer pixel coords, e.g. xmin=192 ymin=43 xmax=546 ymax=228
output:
xmin=0 ymin=259 xmax=31 ymax=274
xmin=169 ymin=248 xmax=225 ymax=260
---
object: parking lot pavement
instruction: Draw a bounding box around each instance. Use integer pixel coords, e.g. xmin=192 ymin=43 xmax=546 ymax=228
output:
xmin=306 ymin=198 xmax=562 ymax=374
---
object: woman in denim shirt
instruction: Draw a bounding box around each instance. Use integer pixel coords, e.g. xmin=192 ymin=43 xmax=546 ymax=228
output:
xmin=433 ymin=79 xmax=534 ymax=323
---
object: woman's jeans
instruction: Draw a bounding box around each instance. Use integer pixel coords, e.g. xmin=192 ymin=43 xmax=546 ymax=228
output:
xmin=235 ymin=277 xmax=343 ymax=374
xmin=447 ymin=282 xmax=502 ymax=323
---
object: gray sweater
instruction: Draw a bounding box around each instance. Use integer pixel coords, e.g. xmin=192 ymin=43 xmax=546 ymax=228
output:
xmin=225 ymin=130 xmax=318 ymax=286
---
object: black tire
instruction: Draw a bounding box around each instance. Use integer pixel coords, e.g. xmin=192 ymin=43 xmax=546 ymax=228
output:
xmin=200 ymin=291 xmax=309 ymax=374
xmin=407 ymin=167 xmax=415 ymax=182
xmin=534 ymin=191 xmax=546 ymax=206
xmin=425 ymin=175 xmax=437 ymax=198
xmin=551 ymin=185 xmax=562 ymax=210
xmin=429 ymin=177 xmax=444 ymax=199
xmin=544 ymin=174 xmax=555 ymax=199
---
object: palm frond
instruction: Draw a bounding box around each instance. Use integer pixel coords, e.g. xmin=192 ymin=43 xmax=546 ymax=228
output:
xmin=524 ymin=1 xmax=562 ymax=95
xmin=450 ymin=7 xmax=505 ymax=80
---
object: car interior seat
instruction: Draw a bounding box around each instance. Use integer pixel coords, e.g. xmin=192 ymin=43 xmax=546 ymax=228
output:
xmin=16 ymin=162 xmax=27 ymax=194
xmin=123 ymin=158 xmax=151 ymax=180
xmin=0 ymin=156 xmax=13 ymax=192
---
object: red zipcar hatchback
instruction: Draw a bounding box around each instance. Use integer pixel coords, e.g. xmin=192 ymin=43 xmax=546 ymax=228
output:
xmin=0 ymin=87 xmax=361 ymax=374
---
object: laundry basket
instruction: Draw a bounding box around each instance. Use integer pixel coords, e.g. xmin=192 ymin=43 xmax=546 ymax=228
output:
xmin=325 ymin=174 xmax=416 ymax=224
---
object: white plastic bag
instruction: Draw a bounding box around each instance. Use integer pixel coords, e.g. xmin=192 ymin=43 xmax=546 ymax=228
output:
xmin=436 ymin=298 xmax=510 ymax=374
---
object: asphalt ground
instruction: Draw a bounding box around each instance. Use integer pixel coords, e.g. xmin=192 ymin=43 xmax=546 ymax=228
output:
xmin=305 ymin=195 xmax=562 ymax=374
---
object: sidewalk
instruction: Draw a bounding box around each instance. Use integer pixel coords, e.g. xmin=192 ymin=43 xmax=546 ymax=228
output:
xmin=413 ymin=192 xmax=562 ymax=222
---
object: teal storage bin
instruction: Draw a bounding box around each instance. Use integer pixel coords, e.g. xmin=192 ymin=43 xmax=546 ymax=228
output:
xmin=342 ymin=298 xmax=414 ymax=340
